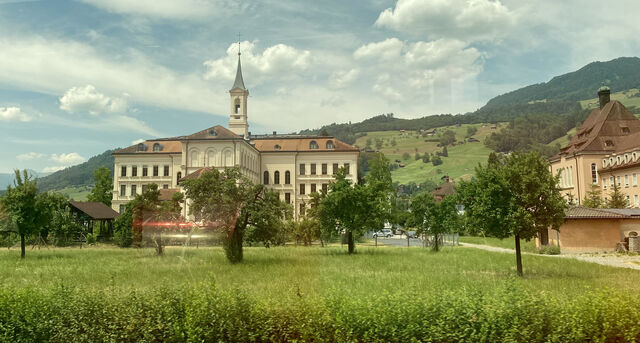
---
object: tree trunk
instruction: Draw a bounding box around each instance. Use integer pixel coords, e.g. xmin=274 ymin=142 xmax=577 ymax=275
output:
xmin=20 ymin=234 xmax=25 ymax=259
xmin=347 ymin=231 xmax=355 ymax=254
xmin=433 ymin=233 xmax=439 ymax=252
xmin=154 ymin=232 xmax=164 ymax=256
xmin=515 ymin=233 xmax=523 ymax=276
xmin=225 ymin=226 xmax=244 ymax=263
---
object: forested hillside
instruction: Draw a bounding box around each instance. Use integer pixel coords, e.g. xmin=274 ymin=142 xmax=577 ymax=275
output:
xmin=36 ymin=149 xmax=115 ymax=192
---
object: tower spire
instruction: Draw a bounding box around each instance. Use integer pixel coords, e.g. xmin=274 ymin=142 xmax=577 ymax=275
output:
xmin=231 ymin=33 xmax=246 ymax=90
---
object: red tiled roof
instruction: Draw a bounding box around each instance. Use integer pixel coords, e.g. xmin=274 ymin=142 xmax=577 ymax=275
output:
xmin=177 ymin=125 xmax=243 ymax=141
xmin=179 ymin=167 xmax=214 ymax=182
xmin=113 ymin=140 xmax=182 ymax=155
xmin=253 ymin=137 xmax=358 ymax=152
xmin=432 ymin=182 xmax=456 ymax=196
xmin=158 ymin=188 xmax=180 ymax=201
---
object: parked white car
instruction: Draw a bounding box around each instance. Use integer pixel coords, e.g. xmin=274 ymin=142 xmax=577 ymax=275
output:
xmin=373 ymin=229 xmax=393 ymax=238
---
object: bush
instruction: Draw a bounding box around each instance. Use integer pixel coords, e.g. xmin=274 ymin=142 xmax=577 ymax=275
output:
xmin=538 ymin=244 xmax=561 ymax=255
xmin=85 ymin=233 xmax=97 ymax=245
xmin=432 ymin=156 xmax=443 ymax=166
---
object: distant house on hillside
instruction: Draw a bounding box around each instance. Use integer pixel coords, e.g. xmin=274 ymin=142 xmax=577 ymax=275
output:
xmin=432 ymin=176 xmax=456 ymax=201
xmin=424 ymin=129 xmax=437 ymax=136
xmin=468 ymin=137 xmax=480 ymax=143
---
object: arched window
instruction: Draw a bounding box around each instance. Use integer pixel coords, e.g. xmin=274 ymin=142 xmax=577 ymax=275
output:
xmin=285 ymin=171 xmax=291 ymax=184
xmin=591 ymin=163 xmax=598 ymax=184
xmin=153 ymin=143 xmax=162 ymax=151
xmin=137 ymin=143 xmax=146 ymax=151
xmin=177 ymin=172 xmax=182 ymax=185
xmin=263 ymin=171 xmax=269 ymax=185
xmin=224 ymin=150 xmax=233 ymax=166
xmin=207 ymin=150 xmax=217 ymax=166
xmin=325 ymin=140 xmax=334 ymax=149
xmin=190 ymin=151 xmax=199 ymax=167
xmin=274 ymin=171 xmax=280 ymax=184
xmin=234 ymin=98 xmax=240 ymax=114
xmin=309 ymin=140 xmax=319 ymax=149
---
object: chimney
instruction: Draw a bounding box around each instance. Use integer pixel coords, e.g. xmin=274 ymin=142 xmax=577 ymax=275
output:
xmin=273 ymin=131 xmax=277 ymax=136
xmin=445 ymin=175 xmax=450 ymax=183
xmin=598 ymin=86 xmax=611 ymax=109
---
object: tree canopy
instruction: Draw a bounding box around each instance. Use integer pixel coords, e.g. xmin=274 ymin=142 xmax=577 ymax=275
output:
xmin=87 ymin=167 xmax=113 ymax=206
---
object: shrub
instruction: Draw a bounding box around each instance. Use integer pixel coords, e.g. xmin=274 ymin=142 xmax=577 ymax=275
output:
xmin=85 ymin=233 xmax=97 ymax=245
xmin=432 ymin=156 xmax=443 ymax=166
xmin=538 ymin=244 xmax=561 ymax=255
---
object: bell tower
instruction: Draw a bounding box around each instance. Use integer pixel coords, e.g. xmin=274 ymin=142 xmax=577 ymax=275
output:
xmin=229 ymin=44 xmax=249 ymax=138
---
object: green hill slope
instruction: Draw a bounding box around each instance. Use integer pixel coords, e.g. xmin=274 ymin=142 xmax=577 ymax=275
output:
xmin=36 ymin=149 xmax=115 ymax=192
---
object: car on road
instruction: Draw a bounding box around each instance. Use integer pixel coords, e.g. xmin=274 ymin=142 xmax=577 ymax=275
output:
xmin=405 ymin=231 xmax=419 ymax=238
xmin=373 ymin=229 xmax=393 ymax=238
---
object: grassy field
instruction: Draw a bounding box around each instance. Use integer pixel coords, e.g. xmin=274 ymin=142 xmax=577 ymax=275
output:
xmin=355 ymin=123 xmax=504 ymax=184
xmin=580 ymin=88 xmax=640 ymax=109
xmin=54 ymin=186 xmax=91 ymax=201
xmin=2 ymin=246 xmax=639 ymax=341
xmin=459 ymin=236 xmax=538 ymax=253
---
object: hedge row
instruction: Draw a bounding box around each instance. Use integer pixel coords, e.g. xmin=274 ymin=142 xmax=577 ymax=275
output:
xmin=1 ymin=283 xmax=639 ymax=343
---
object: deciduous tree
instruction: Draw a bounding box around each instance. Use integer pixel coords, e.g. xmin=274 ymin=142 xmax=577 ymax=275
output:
xmin=409 ymin=193 xmax=459 ymax=251
xmin=87 ymin=167 xmax=113 ymax=206
xmin=458 ymin=152 xmax=566 ymax=276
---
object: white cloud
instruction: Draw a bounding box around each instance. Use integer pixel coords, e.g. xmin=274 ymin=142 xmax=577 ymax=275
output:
xmin=204 ymin=41 xmax=313 ymax=86
xmin=43 ymin=166 xmax=67 ymax=173
xmin=354 ymin=38 xmax=403 ymax=61
xmin=0 ymin=107 xmax=32 ymax=122
xmin=16 ymin=152 xmax=45 ymax=161
xmin=51 ymin=152 xmax=85 ymax=165
xmin=77 ymin=0 xmax=246 ymax=20
xmin=329 ymin=69 xmax=360 ymax=90
xmin=375 ymin=0 xmax=515 ymax=41
xmin=131 ymin=138 xmax=145 ymax=145
xmin=60 ymin=85 xmax=128 ymax=114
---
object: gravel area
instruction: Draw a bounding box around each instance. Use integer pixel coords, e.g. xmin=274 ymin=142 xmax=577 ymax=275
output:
xmin=461 ymin=242 xmax=640 ymax=270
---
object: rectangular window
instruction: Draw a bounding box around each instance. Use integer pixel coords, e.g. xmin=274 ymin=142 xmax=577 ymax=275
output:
xmin=132 ymin=166 xmax=137 ymax=177
xmin=131 ymin=184 xmax=136 ymax=196
xmin=634 ymin=173 xmax=638 ymax=186
xmin=120 ymin=184 xmax=126 ymax=196
xmin=626 ymin=195 xmax=631 ymax=206
xmin=635 ymin=195 xmax=639 ymax=207
xmin=299 ymin=203 xmax=305 ymax=216
xmin=625 ymin=175 xmax=629 ymax=187
xmin=344 ymin=163 xmax=350 ymax=175
xmin=311 ymin=183 xmax=316 ymax=193
xmin=333 ymin=163 xmax=339 ymax=175
xmin=164 ymin=165 xmax=170 ymax=177
xmin=163 ymin=184 xmax=169 ymax=189
xmin=153 ymin=165 xmax=159 ymax=177
xmin=322 ymin=163 xmax=327 ymax=175
xmin=285 ymin=192 xmax=291 ymax=204
xmin=121 ymin=166 xmax=127 ymax=177
xmin=322 ymin=184 xmax=328 ymax=193
xmin=617 ymin=176 xmax=621 ymax=186
xmin=119 ymin=205 xmax=125 ymax=213
xmin=311 ymin=163 xmax=316 ymax=175
xmin=142 ymin=184 xmax=147 ymax=193
xmin=299 ymin=164 xmax=305 ymax=175
xmin=142 ymin=166 xmax=148 ymax=177
xmin=300 ymin=184 xmax=305 ymax=195
xmin=603 ymin=178 xmax=608 ymax=189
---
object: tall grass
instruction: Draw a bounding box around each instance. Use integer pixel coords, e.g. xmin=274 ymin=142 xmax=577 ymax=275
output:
xmin=1 ymin=246 xmax=639 ymax=342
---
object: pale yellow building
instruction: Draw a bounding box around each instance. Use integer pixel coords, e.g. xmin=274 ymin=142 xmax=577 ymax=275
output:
xmin=111 ymin=54 xmax=359 ymax=219
xmin=549 ymin=87 xmax=640 ymax=208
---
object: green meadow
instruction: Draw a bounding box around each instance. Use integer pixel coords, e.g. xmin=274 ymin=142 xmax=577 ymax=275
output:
xmin=1 ymin=246 xmax=639 ymax=342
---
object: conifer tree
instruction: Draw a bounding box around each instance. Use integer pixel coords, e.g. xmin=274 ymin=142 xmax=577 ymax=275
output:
xmin=607 ymin=181 xmax=628 ymax=208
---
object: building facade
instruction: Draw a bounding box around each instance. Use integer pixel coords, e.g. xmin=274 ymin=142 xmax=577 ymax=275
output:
xmin=111 ymin=54 xmax=359 ymax=219
xmin=549 ymin=87 xmax=640 ymax=208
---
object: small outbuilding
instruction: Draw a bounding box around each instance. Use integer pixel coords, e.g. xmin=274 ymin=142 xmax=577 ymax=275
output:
xmin=68 ymin=201 xmax=120 ymax=238
xmin=541 ymin=207 xmax=640 ymax=253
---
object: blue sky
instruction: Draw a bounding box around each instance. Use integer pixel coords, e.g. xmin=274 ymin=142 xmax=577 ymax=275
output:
xmin=1 ymin=0 xmax=640 ymax=173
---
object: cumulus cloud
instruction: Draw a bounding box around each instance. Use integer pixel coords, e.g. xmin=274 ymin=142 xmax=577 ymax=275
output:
xmin=77 ymin=0 xmax=246 ymax=20
xmin=131 ymin=138 xmax=145 ymax=145
xmin=60 ymin=85 xmax=128 ymax=114
xmin=204 ymin=41 xmax=313 ymax=86
xmin=16 ymin=152 xmax=45 ymax=161
xmin=51 ymin=152 xmax=85 ymax=165
xmin=354 ymin=38 xmax=404 ymax=61
xmin=0 ymin=107 xmax=32 ymax=122
xmin=375 ymin=0 xmax=515 ymax=41
xmin=329 ymin=69 xmax=360 ymax=89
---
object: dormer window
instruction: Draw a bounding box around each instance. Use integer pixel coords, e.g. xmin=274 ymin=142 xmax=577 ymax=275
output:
xmin=152 ymin=143 xmax=162 ymax=151
xmin=209 ymin=129 xmax=217 ymax=136
xmin=136 ymin=143 xmax=146 ymax=151
xmin=309 ymin=140 xmax=319 ymax=149
xmin=622 ymin=127 xmax=630 ymax=134
xmin=605 ymin=140 xmax=614 ymax=147
xmin=326 ymin=140 xmax=334 ymax=149
xmin=274 ymin=144 xmax=281 ymax=150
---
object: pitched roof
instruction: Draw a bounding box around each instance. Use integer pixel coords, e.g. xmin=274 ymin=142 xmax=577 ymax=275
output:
xmin=432 ymin=182 xmax=456 ymax=197
xmin=179 ymin=167 xmax=214 ymax=182
xmin=231 ymin=55 xmax=246 ymax=91
xmin=112 ymin=140 xmax=182 ymax=155
xmin=252 ymin=137 xmax=359 ymax=152
xmin=556 ymin=101 xmax=640 ymax=157
xmin=158 ymin=188 xmax=180 ymax=201
xmin=605 ymin=208 xmax=640 ymax=217
xmin=176 ymin=125 xmax=243 ymax=141
xmin=564 ymin=206 xmax=630 ymax=219
xmin=69 ymin=201 xmax=120 ymax=220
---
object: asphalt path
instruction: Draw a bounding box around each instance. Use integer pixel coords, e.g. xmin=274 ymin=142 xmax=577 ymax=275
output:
xmin=373 ymin=235 xmax=424 ymax=247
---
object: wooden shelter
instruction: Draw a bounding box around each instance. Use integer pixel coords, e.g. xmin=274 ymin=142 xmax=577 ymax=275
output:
xmin=68 ymin=201 xmax=120 ymax=238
